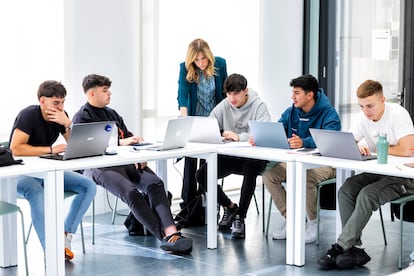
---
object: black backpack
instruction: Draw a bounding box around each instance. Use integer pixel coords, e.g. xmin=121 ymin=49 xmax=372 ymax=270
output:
xmin=174 ymin=194 xmax=205 ymax=228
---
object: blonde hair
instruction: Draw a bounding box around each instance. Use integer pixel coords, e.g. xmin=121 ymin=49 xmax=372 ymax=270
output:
xmin=185 ymin=38 xmax=216 ymax=83
xmin=357 ymin=80 xmax=383 ymax=98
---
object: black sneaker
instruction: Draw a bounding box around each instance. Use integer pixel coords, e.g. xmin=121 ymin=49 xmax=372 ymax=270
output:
xmin=317 ymin=243 xmax=344 ymax=270
xmin=160 ymin=232 xmax=192 ymax=254
xmin=231 ymin=215 xmax=245 ymax=239
xmin=336 ymin=246 xmax=371 ymax=269
xmin=219 ymin=204 xmax=238 ymax=230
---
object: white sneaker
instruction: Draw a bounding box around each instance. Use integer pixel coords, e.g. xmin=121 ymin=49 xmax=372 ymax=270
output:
xmin=272 ymin=222 xmax=286 ymax=240
xmin=305 ymin=220 xmax=317 ymax=244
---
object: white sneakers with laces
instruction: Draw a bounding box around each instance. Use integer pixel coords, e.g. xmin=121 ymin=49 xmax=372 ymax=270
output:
xmin=271 ymin=219 xmax=317 ymax=244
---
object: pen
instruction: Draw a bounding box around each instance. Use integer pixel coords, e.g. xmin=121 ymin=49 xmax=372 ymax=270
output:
xmin=396 ymin=165 xmax=402 ymax=170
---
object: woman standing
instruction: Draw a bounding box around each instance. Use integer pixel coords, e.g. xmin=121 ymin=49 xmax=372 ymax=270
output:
xmin=176 ymin=38 xmax=227 ymax=222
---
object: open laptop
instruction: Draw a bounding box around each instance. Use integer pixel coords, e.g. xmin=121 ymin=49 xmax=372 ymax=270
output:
xmin=309 ymin=128 xmax=377 ymax=161
xmin=189 ymin=117 xmax=227 ymax=144
xmin=40 ymin=121 xmax=115 ymax=160
xmin=248 ymin=121 xmax=290 ymax=149
xmin=143 ymin=117 xmax=193 ymax=151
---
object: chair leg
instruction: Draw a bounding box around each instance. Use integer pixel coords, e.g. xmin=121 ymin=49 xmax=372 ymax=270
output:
xmin=265 ymin=195 xmax=272 ymax=238
xmin=253 ymin=193 xmax=260 ymax=215
xmin=25 ymin=223 xmax=32 ymax=245
xmin=398 ymin=203 xmax=406 ymax=269
xmin=316 ymin=186 xmax=321 ymax=246
xmin=262 ymin=182 xmax=265 ymax=233
xmin=92 ymin=199 xmax=95 ymax=245
xmin=379 ymin=206 xmax=387 ymax=245
xmin=18 ymin=210 xmax=29 ymax=276
xmin=111 ymin=196 xmax=119 ymax=224
xmin=80 ymin=220 xmax=85 ymax=254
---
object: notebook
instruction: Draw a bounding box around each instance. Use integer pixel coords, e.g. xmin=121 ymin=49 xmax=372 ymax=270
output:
xmin=40 ymin=121 xmax=115 ymax=160
xmin=248 ymin=121 xmax=290 ymax=149
xmin=189 ymin=117 xmax=228 ymax=144
xmin=143 ymin=117 xmax=193 ymax=151
xmin=309 ymin=128 xmax=377 ymax=161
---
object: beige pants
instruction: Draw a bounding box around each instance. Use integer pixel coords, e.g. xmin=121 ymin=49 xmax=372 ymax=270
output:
xmin=262 ymin=162 xmax=336 ymax=220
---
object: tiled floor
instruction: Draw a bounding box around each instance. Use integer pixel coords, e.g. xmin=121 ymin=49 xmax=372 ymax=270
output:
xmin=2 ymin=188 xmax=414 ymax=276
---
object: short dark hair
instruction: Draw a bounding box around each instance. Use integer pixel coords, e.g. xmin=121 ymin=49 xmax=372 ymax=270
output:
xmin=37 ymin=80 xmax=67 ymax=99
xmin=223 ymin=73 xmax=248 ymax=93
xmin=82 ymin=74 xmax=112 ymax=93
xmin=289 ymin=74 xmax=319 ymax=99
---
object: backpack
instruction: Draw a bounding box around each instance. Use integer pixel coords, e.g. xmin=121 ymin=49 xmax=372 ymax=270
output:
xmin=174 ymin=194 xmax=205 ymax=228
xmin=0 ymin=146 xmax=23 ymax=167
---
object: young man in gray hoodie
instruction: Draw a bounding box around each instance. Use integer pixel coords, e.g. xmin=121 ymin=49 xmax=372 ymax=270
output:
xmin=196 ymin=73 xmax=271 ymax=239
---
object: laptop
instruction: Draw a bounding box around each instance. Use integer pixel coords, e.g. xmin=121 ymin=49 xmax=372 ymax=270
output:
xmin=40 ymin=121 xmax=115 ymax=160
xmin=143 ymin=117 xmax=193 ymax=151
xmin=189 ymin=117 xmax=227 ymax=144
xmin=309 ymin=128 xmax=377 ymax=161
xmin=248 ymin=121 xmax=290 ymax=149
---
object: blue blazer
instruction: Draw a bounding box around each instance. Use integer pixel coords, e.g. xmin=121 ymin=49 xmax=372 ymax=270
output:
xmin=177 ymin=56 xmax=227 ymax=116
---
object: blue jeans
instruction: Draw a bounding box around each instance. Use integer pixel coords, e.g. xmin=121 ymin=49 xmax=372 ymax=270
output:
xmin=17 ymin=171 xmax=96 ymax=249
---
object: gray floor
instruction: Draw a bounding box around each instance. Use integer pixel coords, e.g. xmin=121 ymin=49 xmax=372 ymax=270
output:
xmin=2 ymin=188 xmax=414 ymax=276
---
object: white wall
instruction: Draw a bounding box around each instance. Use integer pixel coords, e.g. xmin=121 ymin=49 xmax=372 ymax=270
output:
xmin=63 ymin=0 xmax=141 ymax=133
xmin=260 ymin=0 xmax=303 ymax=121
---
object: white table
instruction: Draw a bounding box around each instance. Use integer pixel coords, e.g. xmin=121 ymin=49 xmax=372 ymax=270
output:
xmin=0 ymin=157 xmax=58 ymax=269
xmin=217 ymin=145 xmax=298 ymax=265
xmin=294 ymin=154 xmax=414 ymax=266
xmin=1 ymin=143 xmax=217 ymax=276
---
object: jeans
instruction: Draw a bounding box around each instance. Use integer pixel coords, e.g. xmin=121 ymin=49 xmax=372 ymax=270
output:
xmin=17 ymin=171 xmax=96 ymax=249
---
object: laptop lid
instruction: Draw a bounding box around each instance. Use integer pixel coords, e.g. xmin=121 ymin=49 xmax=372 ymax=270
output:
xmin=309 ymin=128 xmax=376 ymax=161
xmin=248 ymin=121 xmax=290 ymax=149
xmin=189 ymin=117 xmax=224 ymax=144
xmin=149 ymin=117 xmax=193 ymax=151
xmin=41 ymin=121 xmax=114 ymax=160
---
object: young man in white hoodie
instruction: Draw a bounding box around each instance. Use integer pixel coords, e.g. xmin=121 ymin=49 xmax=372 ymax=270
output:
xmin=196 ymin=73 xmax=271 ymax=239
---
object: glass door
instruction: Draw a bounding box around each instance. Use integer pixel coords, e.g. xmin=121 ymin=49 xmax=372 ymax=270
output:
xmin=337 ymin=0 xmax=403 ymax=130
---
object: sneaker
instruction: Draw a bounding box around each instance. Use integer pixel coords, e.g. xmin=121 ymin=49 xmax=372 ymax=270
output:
xmin=336 ymin=246 xmax=371 ymax=269
xmin=64 ymin=233 xmax=75 ymax=261
xmin=218 ymin=204 xmax=238 ymax=230
xmin=317 ymin=243 xmax=344 ymax=270
xmin=160 ymin=232 xmax=193 ymax=254
xmin=305 ymin=219 xmax=317 ymax=244
xmin=272 ymin=221 xmax=286 ymax=240
xmin=231 ymin=215 xmax=245 ymax=239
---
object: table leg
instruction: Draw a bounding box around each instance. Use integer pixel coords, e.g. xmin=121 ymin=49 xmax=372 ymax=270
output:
xmin=44 ymin=170 xmax=65 ymax=276
xmin=204 ymin=152 xmax=217 ymax=249
xmin=0 ymin=177 xmax=17 ymax=267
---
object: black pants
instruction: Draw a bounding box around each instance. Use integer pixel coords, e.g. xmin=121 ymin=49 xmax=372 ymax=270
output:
xmin=180 ymin=157 xmax=205 ymax=208
xmin=84 ymin=165 xmax=174 ymax=240
xmin=196 ymin=155 xmax=267 ymax=219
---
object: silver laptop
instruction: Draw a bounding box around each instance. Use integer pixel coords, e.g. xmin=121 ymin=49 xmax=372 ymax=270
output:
xmin=189 ymin=117 xmax=227 ymax=144
xmin=309 ymin=128 xmax=377 ymax=161
xmin=248 ymin=121 xmax=290 ymax=149
xmin=144 ymin=117 xmax=192 ymax=151
xmin=40 ymin=121 xmax=115 ymax=160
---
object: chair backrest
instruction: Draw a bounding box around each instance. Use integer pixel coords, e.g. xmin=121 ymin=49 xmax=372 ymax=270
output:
xmin=319 ymin=179 xmax=336 ymax=210
xmin=391 ymin=202 xmax=414 ymax=222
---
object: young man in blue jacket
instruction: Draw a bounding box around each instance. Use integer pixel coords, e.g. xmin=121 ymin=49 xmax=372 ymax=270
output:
xmin=261 ymin=74 xmax=341 ymax=243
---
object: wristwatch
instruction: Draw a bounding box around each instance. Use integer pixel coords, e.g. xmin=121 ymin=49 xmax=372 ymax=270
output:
xmin=66 ymin=122 xmax=73 ymax=130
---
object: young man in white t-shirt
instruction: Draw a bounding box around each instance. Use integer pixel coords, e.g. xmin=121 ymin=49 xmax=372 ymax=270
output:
xmin=318 ymin=80 xmax=414 ymax=270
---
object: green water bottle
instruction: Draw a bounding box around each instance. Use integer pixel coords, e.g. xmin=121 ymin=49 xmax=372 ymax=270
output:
xmin=376 ymin=133 xmax=388 ymax=164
